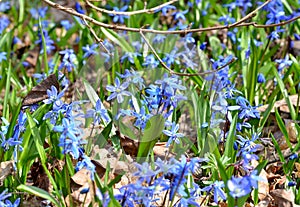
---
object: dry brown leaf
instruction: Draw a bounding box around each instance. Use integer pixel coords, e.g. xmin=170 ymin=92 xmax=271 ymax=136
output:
xmin=119 ymin=136 xmax=139 ymax=157
xmin=71 ymin=168 xmax=91 ymax=186
xmin=65 ymin=183 xmax=92 ymax=207
xmin=270 ymin=189 xmax=295 ymax=207
xmin=285 ymin=119 xmax=299 ymax=143
xmin=93 ymin=148 xmax=130 ymax=174
xmin=251 ymin=160 xmax=269 ymax=201
xmin=294 ymin=163 xmax=300 ymax=178
xmin=257 ymin=94 xmax=300 ymax=113
xmin=0 ymin=161 xmax=14 ymax=185
xmin=153 ymin=142 xmax=175 ymax=159
xmin=257 ymin=169 xmax=269 ymax=200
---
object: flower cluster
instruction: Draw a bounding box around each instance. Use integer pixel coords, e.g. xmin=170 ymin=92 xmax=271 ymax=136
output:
xmin=0 ymin=189 xmax=20 ymax=207
xmin=41 ymin=75 xmax=96 ymax=179
xmin=114 ymin=155 xmax=202 ymax=207
xmin=114 ymin=71 xmax=187 ymax=135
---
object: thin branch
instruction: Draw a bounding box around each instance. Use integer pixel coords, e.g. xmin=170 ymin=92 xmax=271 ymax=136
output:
xmin=228 ymin=0 xmax=270 ymax=28
xmin=84 ymin=0 xmax=178 ymax=16
xmin=42 ymin=0 xmax=300 ymax=35
xmin=139 ymin=30 xmax=235 ymax=77
xmin=81 ymin=18 xmax=111 ymax=55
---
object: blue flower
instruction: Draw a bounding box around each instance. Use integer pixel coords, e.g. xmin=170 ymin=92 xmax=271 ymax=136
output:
xmin=203 ymin=180 xmax=226 ymax=204
xmin=160 ymin=5 xmax=176 ymax=16
xmin=0 ymin=189 xmax=12 ymax=206
xmin=172 ymin=10 xmax=188 ymax=21
xmin=106 ymin=77 xmax=132 ymax=103
xmin=227 ymin=176 xmax=251 ymax=198
xmin=180 ymin=45 xmax=197 ymax=69
xmin=219 ymin=15 xmax=235 ymax=25
xmin=155 ymin=74 xmax=186 ymax=97
xmin=0 ymin=2 xmax=10 ymax=12
xmin=35 ymin=29 xmax=55 ymax=54
xmin=86 ymin=99 xmax=110 ymax=125
xmin=109 ymin=6 xmax=129 ymax=24
xmin=143 ymin=54 xmax=159 ymax=69
xmin=43 ymin=85 xmax=64 ymax=110
xmin=4 ymin=198 xmax=20 ymax=207
xmin=257 ymin=73 xmax=266 ymax=83
xmin=75 ymin=2 xmax=85 ymax=14
xmin=200 ymin=42 xmax=207 ymax=50
xmin=152 ymin=34 xmax=166 ymax=44
xmin=132 ymin=106 xmax=152 ymax=130
xmin=162 ymin=48 xmax=180 ymax=67
xmin=118 ymin=69 xmax=145 ymax=90
xmin=30 ymin=7 xmax=48 ymax=19
xmin=163 ymin=122 xmax=184 ymax=146
xmin=1 ymin=137 xmax=22 ymax=152
xmin=145 ymin=84 xmax=162 ymax=110
xmin=43 ymin=109 xmax=59 ymax=125
xmin=133 ymin=162 xmax=156 ymax=183
xmin=275 ymin=55 xmax=293 ymax=72
xmin=75 ymin=154 xmax=96 ymax=180
xmin=289 ymin=153 xmax=298 ymax=160
xmin=236 ymin=96 xmax=260 ymax=119
xmin=53 ymin=118 xmax=86 ymax=159
xmin=59 ymin=49 xmax=77 ymax=72
xmin=268 ymin=28 xmax=285 ymax=40
xmin=266 ymin=7 xmax=286 ymax=24
xmin=0 ymin=16 xmax=10 ymax=35
xmin=0 ymin=52 xmax=7 ymax=63
xmin=121 ymin=52 xmax=141 ymax=64
xmin=82 ymin=43 xmax=98 ymax=58
xmin=60 ymin=20 xmax=73 ymax=30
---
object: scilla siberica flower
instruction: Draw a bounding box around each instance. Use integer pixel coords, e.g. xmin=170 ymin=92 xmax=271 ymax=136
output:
xmin=202 ymin=180 xmax=226 ymax=204
xmin=53 ymin=118 xmax=86 ymax=159
xmin=59 ymin=49 xmax=77 ymax=72
xmin=82 ymin=43 xmax=98 ymax=58
xmin=106 ymin=77 xmax=131 ymax=103
xmin=109 ymin=6 xmax=129 ymax=24
xmin=35 ymin=29 xmax=55 ymax=54
xmin=0 ymin=189 xmax=20 ymax=207
xmin=30 ymin=7 xmax=48 ymax=19
xmin=0 ymin=1 xmax=10 ymax=12
xmin=0 ymin=52 xmax=7 ymax=63
xmin=117 ymin=68 xmax=145 ymax=90
xmin=86 ymin=99 xmax=110 ymax=125
xmin=163 ymin=122 xmax=184 ymax=146
xmin=0 ymin=15 xmax=10 ymax=35
xmin=275 ymin=55 xmax=293 ymax=72
xmin=43 ymin=85 xmax=64 ymax=110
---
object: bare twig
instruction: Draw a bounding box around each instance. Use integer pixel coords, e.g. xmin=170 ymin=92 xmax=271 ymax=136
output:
xmin=84 ymin=0 xmax=178 ymax=16
xmin=41 ymin=0 xmax=300 ymax=35
xmin=139 ymin=30 xmax=235 ymax=77
xmin=81 ymin=18 xmax=111 ymax=55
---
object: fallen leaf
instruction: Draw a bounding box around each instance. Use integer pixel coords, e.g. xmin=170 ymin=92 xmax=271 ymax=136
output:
xmin=257 ymin=95 xmax=300 ymax=113
xmin=0 ymin=161 xmax=14 ymax=185
xmin=71 ymin=168 xmax=91 ymax=186
xmin=270 ymin=189 xmax=295 ymax=207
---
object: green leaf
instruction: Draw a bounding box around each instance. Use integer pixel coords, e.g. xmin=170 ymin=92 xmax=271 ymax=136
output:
xmin=272 ymin=66 xmax=296 ymax=120
xmin=26 ymin=112 xmax=59 ymax=193
xmin=258 ymin=98 xmax=276 ymax=132
xmin=271 ymin=133 xmax=285 ymax=163
xmin=100 ymin=28 xmax=133 ymax=52
xmin=84 ymin=80 xmax=100 ymax=107
xmin=26 ymin=112 xmax=47 ymax=164
xmin=224 ymin=114 xmax=237 ymax=159
xmin=137 ymin=114 xmax=165 ymax=161
xmin=17 ymin=185 xmax=61 ymax=207
xmin=118 ymin=121 xmax=137 ymax=140
xmin=275 ymin=108 xmax=292 ymax=149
